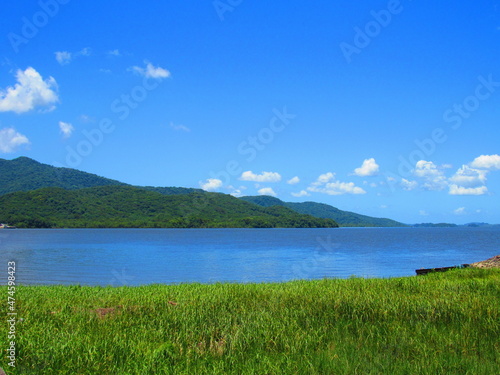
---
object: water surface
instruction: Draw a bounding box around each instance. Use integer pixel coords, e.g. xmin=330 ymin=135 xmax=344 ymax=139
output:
xmin=1 ymin=227 xmax=498 ymax=285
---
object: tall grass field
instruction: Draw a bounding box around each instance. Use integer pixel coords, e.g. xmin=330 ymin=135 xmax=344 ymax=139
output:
xmin=1 ymin=268 xmax=499 ymax=374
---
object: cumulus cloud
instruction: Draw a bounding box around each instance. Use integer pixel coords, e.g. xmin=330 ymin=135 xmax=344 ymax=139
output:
xmin=59 ymin=121 xmax=74 ymax=139
xmin=200 ymin=178 xmax=223 ymax=191
xmin=0 ymin=67 xmax=58 ymax=113
xmin=291 ymin=190 xmax=310 ymax=197
xmin=258 ymin=187 xmax=277 ymax=197
xmin=312 ymin=181 xmax=366 ymax=195
xmin=401 ymin=179 xmax=418 ymax=191
xmin=129 ymin=61 xmax=171 ymax=80
xmin=449 ymin=165 xmax=488 ymax=188
xmin=308 ymin=172 xmax=366 ymax=195
xmin=311 ymin=172 xmax=335 ymax=186
xmin=353 ymin=158 xmax=379 ymax=177
xmin=449 ymin=184 xmax=488 ymax=196
xmin=287 ymin=176 xmax=300 ymax=185
xmin=230 ymin=189 xmax=243 ymax=197
xmin=470 ymin=154 xmax=500 ymax=170
xmin=55 ymin=51 xmax=72 ymax=65
xmin=413 ymin=160 xmax=447 ymax=191
xmin=239 ymin=171 xmax=282 ymax=182
xmin=0 ymin=127 xmax=30 ymax=153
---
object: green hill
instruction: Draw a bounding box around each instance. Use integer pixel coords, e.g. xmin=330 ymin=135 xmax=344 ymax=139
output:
xmin=0 ymin=157 xmax=203 ymax=196
xmin=0 ymin=186 xmax=338 ymax=228
xmin=0 ymin=157 xmax=126 ymax=195
xmin=240 ymin=196 xmax=406 ymax=227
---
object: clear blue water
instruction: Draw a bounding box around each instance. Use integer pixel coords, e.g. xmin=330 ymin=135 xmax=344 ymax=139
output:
xmin=1 ymin=227 xmax=499 ymax=285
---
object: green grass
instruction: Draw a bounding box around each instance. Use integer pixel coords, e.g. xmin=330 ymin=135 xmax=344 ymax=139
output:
xmin=1 ymin=268 xmax=499 ymax=374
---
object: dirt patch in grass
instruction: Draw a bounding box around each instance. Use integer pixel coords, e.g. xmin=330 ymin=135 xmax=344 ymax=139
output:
xmin=93 ymin=306 xmax=122 ymax=318
xmin=471 ymin=255 xmax=500 ymax=268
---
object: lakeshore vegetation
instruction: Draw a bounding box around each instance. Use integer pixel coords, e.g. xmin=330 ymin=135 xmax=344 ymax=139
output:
xmin=1 ymin=268 xmax=499 ymax=374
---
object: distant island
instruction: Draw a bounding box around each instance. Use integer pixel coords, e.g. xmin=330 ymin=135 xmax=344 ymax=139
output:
xmin=0 ymin=157 xmax=495 ymax=229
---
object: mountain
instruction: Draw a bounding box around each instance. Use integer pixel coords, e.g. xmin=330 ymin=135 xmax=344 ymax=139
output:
xmin=0 ymin=157 xmax=126 ymax=195
xmin=0 ymin=156 xmax=402 ymax=228
xmin=240 ymin=196 xmax=406 ymax=227
xmin=0 ymin=186 xmax=338 ymax=228
xmin=0 ymin=157 xmax=202 ymax=196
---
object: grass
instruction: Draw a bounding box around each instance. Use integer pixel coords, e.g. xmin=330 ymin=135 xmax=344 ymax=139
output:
xmin=1 ymin=268 xmax=499 ymax=374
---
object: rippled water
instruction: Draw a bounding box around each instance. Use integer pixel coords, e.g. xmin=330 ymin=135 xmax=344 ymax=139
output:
xmin=1 ymin=227 xmax=498 ymax=285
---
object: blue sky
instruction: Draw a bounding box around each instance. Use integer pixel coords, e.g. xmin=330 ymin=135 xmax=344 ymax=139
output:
xmin=1 ymin=0 xmax=499 ymax=224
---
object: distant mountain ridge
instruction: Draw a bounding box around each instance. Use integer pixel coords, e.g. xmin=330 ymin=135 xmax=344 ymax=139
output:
xmin=1 ymin=156 xmax=404 ymax=228
xmin=239 ymin=196 xmax=406 ymax=227
xmin=0 ymin=157 xmax=202 ymax=196
xmin=0 ymin=157 xmax=337 ymax=228
xmin=0 ymin=156 xmax=126 ymax=195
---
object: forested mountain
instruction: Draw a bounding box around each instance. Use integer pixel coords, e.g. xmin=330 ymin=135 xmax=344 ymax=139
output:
xmin=240 ymin=196 xmax=406 ymax=227
xmin=0 ymin=157 xmax=203 ymax=196
xmin=0 ymin=156 xmax=404 ymax=228
xmin=0 ymin=186 xmax=338 ymax=228
xmin=0 ymin=157 xmax=126 ymax=195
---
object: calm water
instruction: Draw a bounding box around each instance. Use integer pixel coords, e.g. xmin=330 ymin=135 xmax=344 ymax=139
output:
xmin=1 ymin=227 xmax=499 ymax=285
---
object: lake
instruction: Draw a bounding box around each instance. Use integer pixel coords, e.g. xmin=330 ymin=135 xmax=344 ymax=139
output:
xmin=1 ymin=227 xmax=499 ymax=286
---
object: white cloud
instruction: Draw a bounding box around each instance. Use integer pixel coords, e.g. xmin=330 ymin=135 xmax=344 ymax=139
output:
xmin=449 ymin=165 xmax=488 ymax=188
xmin=170 ymin=122 xmax=191 ymax=132
xmin=353 ymin=158 xmax=379 ymax=177
xmin=55 ymin=51 xmax=72 ymax=65
xmin=107 ymin=49 xmax=121 ymax=57
xmin=200 ymin=178 xmax=223 ymax=192
xmin=308 ymin=172 xmax=366 ymax=195
xmin=79 ymin=47 xmax=91 ymax=56
xmin=129 ymin=61 xmax=171 ymax=80
xmin=0 ymin=67 xmax=58 ymax=113
xmin=291 ymin=190 xmax=310 ymax=197
xmin=401 ymin=179 xmax=418 ymax=191
xmin=239 ymin=171 xmax=282 ymax=182
xmin=287 ymin=176 xmax=300 ymax=185
xmin=449 ymin=184 xmax=488 ymax=196
xmin=0 ymin=127 xmax=30 ymax=153
xmin=470 ymin=154 xmax=500 ymax=170
xmin=258 ymin=187 xmax=277 ymax=197
xmin=453 ymin=207 xmax=466 ymax=215
xmin=311 ymin=172 xmax=335 ymax=186
xmin=419 ymin=210 xmax=429 ymax=216
xmin=59 ymin=121 xmax=74 ymax=139
xmin=55 ymin=48 xmax=91 ymax=65
xmin=413 ymin=160 xmax=447 ymax=191
xmin=325 ymin=181 xmax=366 ymax=195
xmin=308 ymin=181 xmax=366 ymax=196
xmin=230 ymin=189 xmax=242 ymax=197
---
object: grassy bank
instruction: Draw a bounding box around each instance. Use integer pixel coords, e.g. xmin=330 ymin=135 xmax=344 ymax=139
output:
xmin=1 ymin=269 xmax=499 ymax=374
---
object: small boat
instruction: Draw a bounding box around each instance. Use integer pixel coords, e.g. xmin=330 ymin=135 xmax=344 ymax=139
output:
xmin=0 ymin=223 xmax=16 ymax=229
xmin=416 ymin=264 xmax=470 ymax=276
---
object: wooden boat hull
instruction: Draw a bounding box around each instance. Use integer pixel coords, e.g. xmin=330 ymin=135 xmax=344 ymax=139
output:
xmin=416 ymin=264 xmax=470 ymax=276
